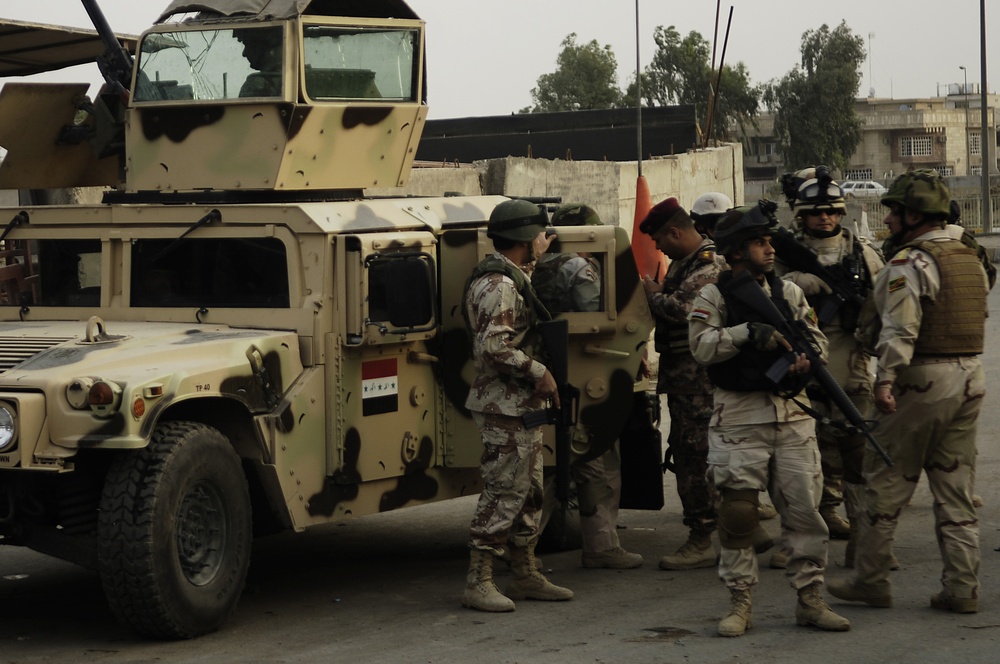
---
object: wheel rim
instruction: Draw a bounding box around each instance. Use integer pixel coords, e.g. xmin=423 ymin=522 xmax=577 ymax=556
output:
xmin=176 ymin=480 xmax=228 ymax=586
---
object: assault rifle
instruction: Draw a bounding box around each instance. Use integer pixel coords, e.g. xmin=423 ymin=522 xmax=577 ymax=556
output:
xmin=727 ymin=270 xmax=893 ymax=467
xmin=522 ymin=319 xmax=580 ymax=505
xmin=770 ymin=226 xmax=867 ymax=326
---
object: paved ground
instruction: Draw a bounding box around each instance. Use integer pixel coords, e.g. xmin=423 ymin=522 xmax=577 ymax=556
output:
xmin=3 ymin=290 xmax=1000 ymax=663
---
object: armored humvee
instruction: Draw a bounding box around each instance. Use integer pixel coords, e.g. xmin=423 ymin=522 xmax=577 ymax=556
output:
xmin=0 ymin=0 xmax=652 ymax=638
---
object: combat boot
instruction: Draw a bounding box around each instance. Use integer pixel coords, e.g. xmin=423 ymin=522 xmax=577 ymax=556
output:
xmin=826 ymin=577 xmax=892 ymax=608
xmin=796 ymin=583 xmax=851 ymax=631
xmin=461 ymin=550 xmax=515 ymax=612
xmin=506 ymin=545 xmax=573 ymax=601
xmin=718 ymin=588 xmax=752 ymax=637
xmin=820 ymin=505 xmax=851 ymax=540
xmin=930 ymin=591 xmax=978 ymax=614
xmin=659 ymin=530 xmax=717 ymax=570
xmin=758 ymin=502 xmax=778 ymax=520
xmin=769 ymin=546 xmax=789 ymax=569
xmin=582 ymin=547 xmax=643 ymax=569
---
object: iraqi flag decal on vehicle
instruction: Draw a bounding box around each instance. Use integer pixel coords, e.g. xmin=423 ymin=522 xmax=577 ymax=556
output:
xmin=362 ymin=358 xmax=398 ymax=416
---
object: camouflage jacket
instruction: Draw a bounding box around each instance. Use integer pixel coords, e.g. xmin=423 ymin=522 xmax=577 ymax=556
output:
xmin=689 ymin=275 xmax=828 ymax=426
xmin=874 ymin=228 xmax=988 ymax=387
xmin=647 ymin=237 xmax=727 ymax=395
xmin=776 ymin=226 xmax=884 ymax=390
xmin=532 ymin=253 xmax=601 ymax=313
xmin=464 ymin=252 xmax=549 ymax=416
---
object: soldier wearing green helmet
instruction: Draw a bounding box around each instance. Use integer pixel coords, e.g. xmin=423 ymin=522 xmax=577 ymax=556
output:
xmin=461 ymin=198 xmax=573 ymax=612
xmin=829 ymin=168 xmax=989 ymax=615
xmin=531 ymin=204 xmax=644 ymax=571
xmin=687 ymin=201 xmax=849 ymax=637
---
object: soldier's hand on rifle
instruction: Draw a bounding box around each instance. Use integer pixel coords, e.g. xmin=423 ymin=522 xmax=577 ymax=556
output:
xmin=795 ymin=273 xmax=833 ymax=296
xmin=747 ymin=322 xmax=789 ymax=352
xmin=874 ymin=382 xmax=896 ymax=414
xmin=787 ymin=352 xmax=810 ymax=375
xmin=535 ymin=369 xmax=561 ymax=408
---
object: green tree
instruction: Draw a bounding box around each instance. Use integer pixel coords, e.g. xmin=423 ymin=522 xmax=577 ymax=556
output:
xmin=629 ymin=26 xmax=760 ymax=142
xmin=523 ymin=33 xmax=623 ymax=113
xmin=763 ymin=22 xmax=865 ymax=171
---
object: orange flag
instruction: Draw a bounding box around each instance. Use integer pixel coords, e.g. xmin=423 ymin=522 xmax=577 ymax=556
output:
xmin=631 ymin=175 xmax=668 ymax=279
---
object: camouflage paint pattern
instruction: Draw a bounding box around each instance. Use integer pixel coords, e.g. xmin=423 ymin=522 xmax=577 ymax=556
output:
xmin=666 ymin=393 xmax=718 ymax=533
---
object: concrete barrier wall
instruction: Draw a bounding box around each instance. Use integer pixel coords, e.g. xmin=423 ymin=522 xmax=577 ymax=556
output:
xmin=371 ymin=144 xmax=743 ymax=239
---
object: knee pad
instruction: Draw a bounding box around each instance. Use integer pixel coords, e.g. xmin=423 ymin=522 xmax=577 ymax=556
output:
xmin=718 ymin=488 xmax=760 ymax=549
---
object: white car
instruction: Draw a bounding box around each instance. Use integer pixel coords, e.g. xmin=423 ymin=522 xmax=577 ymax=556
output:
xmin=842 ymin=180 xmax=887 ymax=198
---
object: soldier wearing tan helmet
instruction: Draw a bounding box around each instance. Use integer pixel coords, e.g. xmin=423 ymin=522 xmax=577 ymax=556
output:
xmin=461 ymin=199 xmax=573 ymax=612
xmin=828 ymin=169 xmax=988 ymax=614
xmin=772 ymin=167 xmax=885 ymax=570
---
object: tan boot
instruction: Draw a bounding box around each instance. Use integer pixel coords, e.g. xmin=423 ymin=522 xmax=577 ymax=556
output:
xmin=769 ymin=547 xmax=789 ymax=569
xmin=820 ymin=505 xmax=851 ymax=540
xmin=826 ymin=577 xmax=892 ymax=608
xmin=718 ymin=588 xmax=752 ymax=637
xmin=461 ymin=550 xmax=515 ymax=612
xmin=659 ymin=531 xmax=717 ymax=570
xmin=930 ymin=591 xmax=978 ymax=614
xmin=506 ymin=545 xmax=573 ymax=601
xmin=758 ymin=502 xmax=778 ymax=520
xmin=582 ymin=547 xmax=643 ymax=569
xmin=796 ymin=583 xmax=851 ymax=631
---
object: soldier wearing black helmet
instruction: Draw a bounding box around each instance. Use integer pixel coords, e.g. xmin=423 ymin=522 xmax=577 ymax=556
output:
xmin=828 ymin=169 xmax=988 ymax=615
xmin=773 ymin=168 xmax=885 ymax=567
xmin=461 ymin=199 xmax=573 ymax=612
xmin=687 ymin=202 xmax=849 ymax=637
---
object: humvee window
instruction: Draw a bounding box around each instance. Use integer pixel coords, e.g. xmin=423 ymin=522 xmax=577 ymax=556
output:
xmin=303 ymin=25 xmax=418 ymax=100
xmin=133 ymin=26 xmax=284 ymax=101
xmin=130 ymin=238 xmax=289 ymax=308
xmin=366 ymin=253 xmax=435 ymax=330
xmin=0 ymin=239 xmax=101 ymax=307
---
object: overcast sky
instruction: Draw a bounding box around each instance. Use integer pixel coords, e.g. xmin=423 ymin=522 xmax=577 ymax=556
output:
xmin=2 ymin=1 xmax=991 ymax=119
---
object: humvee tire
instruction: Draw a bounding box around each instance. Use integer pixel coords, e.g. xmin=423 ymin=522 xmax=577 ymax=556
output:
xmin=97 ymin=422 xmax=252 ymax=639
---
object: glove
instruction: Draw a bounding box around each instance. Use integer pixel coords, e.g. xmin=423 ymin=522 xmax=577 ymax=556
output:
xmin=794 ymin=273 xmax=833 ymax=296
xmin=747 ymin=322 xmax=784 ymax=352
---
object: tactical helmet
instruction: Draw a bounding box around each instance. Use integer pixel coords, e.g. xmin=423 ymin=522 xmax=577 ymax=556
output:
xmin=794 ymin=166 xmax=847 ymax=216
xmin=881 ymin=169 xmax=951 ymax=217
xmin=551 ymin=203 xmax=603 ymax=226
xmin=487 ymin=199 xmax=549 ymax=242
xmin=780 ymin=167 xmax=817 ymax=209
xmin=691 ymin=192 xmax=733 ymax=218
xmin=714 ymin=200 xmax=779 ymax=256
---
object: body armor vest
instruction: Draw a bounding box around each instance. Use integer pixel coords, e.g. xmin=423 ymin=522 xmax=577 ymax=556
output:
xmin=463 ymin=254 xmax=552 ymax=357
xmin=654 ymin=246 xmax=716 ymax=355
xmin=902 ymin=239 xmax=986 ymax=356
xmin=707 ymin=271 xmax=798 ymax=392
xmin=531 ymin=253 xmax=576 ymax=313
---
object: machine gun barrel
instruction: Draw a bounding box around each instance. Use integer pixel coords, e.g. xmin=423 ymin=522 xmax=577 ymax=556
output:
xmin=728 ymin=270 xmax=893 ymax=467
xmin=80 ymin=0 xmax=134 ymax=95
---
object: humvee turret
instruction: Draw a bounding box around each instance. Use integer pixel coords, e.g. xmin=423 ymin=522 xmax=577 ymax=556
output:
xmin=0 ymin=0 xmax=652 ymax=638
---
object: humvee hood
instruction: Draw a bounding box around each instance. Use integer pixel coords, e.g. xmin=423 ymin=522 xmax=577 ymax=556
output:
xmin=0 ymin=321 xmax=299 ymax=390
xmin=157 ymin=0 xmax=419 ymax=23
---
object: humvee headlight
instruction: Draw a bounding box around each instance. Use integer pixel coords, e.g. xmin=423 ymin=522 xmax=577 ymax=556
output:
xmin=88 ymin=380 xmax=123 ymax=417
xmin=0 ymin=404 xmax=16 ymax=451
xmin=66 ymin=377 xmax=95 ymax=410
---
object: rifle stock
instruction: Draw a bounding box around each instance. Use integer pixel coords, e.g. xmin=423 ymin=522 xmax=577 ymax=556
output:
xmin=728 ymin=271 xmax=893 ymax=468
xmin=771 ymin=227 xmax=866 ymax=325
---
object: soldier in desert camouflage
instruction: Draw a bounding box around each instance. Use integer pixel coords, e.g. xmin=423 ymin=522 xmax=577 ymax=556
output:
xmin=828 ymin=170 xmax=987 ymax=614
xmin=639 ymin=198 xmax=773 ymax=571
xmin=461 ymin=199 xmax=574 ymax=612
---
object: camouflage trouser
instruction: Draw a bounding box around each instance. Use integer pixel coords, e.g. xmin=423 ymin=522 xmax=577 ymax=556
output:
xmin=575 ymin=443 xmax=622 ymax=554
xmin=709 ymin=418 xmax=828 ymax=591
xmin=468 ymin=412 xmax=544 ymax=557
xmin=855 ymin=358 xmax=983 ymax=599
xmin=665 ymin=393 xmax=718 ymax=534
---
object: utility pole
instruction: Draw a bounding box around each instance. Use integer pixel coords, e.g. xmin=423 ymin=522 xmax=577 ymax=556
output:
xmin=980 ymin=0 xmax=991 ymax=232
xmin=960 ymin=65 xmax=970 ymax=176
